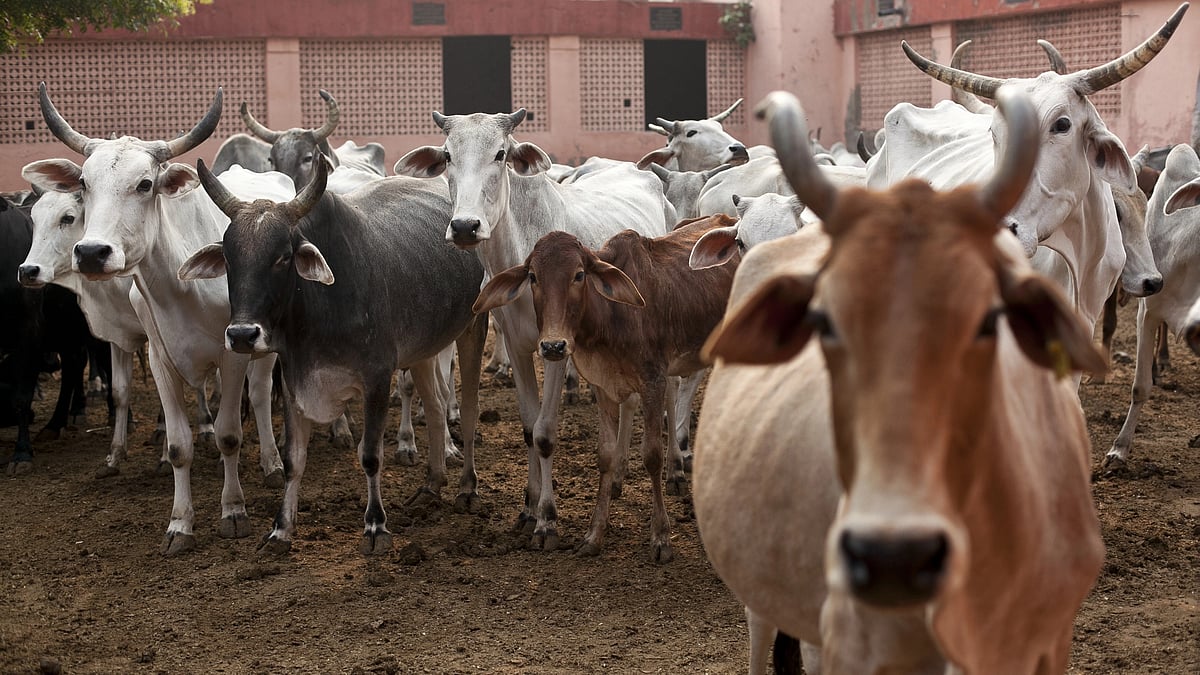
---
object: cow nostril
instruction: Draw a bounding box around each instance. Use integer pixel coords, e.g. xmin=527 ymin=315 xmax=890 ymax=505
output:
xmin=226 ymin=325 xmax=262 ymax=350
xmin=17 ymin=265 xmax=39 ymax=282
xmin=450 ymin=218 xmax=481 ymax=236
xmin=840 ymin=530 xmax=949 ymax=607
xmin=539 ymin=340 xmax=567 ymax=360
xmin=1143 ymin=277 xmax=1164 ymax=295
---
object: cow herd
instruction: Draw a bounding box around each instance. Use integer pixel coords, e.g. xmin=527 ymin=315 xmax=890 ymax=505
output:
xmin=3 ymin=3 xmax=1200 ymax=672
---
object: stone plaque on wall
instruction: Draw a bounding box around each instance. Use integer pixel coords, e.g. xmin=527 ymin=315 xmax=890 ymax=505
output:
xmin=650 ymin=7 xmax=683 ymax=31
xmin=413 ymin=2 xmax=446 ymax=26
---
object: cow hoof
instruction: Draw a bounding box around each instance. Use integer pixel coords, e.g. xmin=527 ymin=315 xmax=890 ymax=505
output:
xmin=359 ymin=530 xmax=393 ymax=556
xmin=147 ymin=429 xmax=166 ymax=447
xmin=95 ymin=465 xmax=120 ymax=479
xmin=454 ymin=493 xmax=482 ymax=514
xmin=681 ymin=452 xmax=694 ymax=474
xmin=35 ymin=428 xmax=62 ymax=442
xmin=263 ymin=467 xmax=285 ymax=489
xmin=650 ymin=542 xmax=674 ymax=564
xmin=563 ymin=391 xmax=580 ymax=406
xmin=530 ymin=528 xmax=559 ymax=552
xmin=444 ymin=447 xmax=464 ymax=466
xmin=665 ymin=476 xmax=688 ymax=497
xmin=610 ymin=482 xmax=623 ymax=499
xmin=332 ymin=432 xmax=354 ymax=450
xmin=1101 ymin=454 xmax=1128 ymax=475
xmin=195 ymin=431 xmax=215 ymax=450
xmin=6 ymin=460 xmax=32 ymax=477
xmin=218 ymin=513 xmax=252 ymax=539
xmin=405 ymin=487 xmax=441 ymax=508
xmin=515 ymin=514 xmax=538 ymax=536
xmin=257 ymin=534 xmax=292 ymax=556
xmin=575 ymin=541 xmax=602 ymax=558
xmin=156 ymin=460 xmax=173 ymax=476
xmin=160 ymin=532 xmax=196 ymax=556
xmin=492 ymin=368 xmax=514 ymax=387
xmin=394 ymin=448 xmax=417 ymax=467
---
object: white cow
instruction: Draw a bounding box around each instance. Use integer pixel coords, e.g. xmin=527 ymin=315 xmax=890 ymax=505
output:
xmin=689 ymin=193 xmax=805 ymax=271
xmin=696 ymin=88 xmax=1104 ymax=675
xmin=34 ymin=84 xmax=290 ymax=555
xmin=870 ymin=5 xmax=1188 ymax=339
xmin=638 ymin=99 xmax=753 ymax=171
xmin=395 ymin=109 xmax=673 ymax=552
xmin=1107 ymin=143 xmax=1200 ymax=469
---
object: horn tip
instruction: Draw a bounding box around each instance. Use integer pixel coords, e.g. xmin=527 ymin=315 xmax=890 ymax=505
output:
xmin=319 ymin=89 xmax=332 ymax=101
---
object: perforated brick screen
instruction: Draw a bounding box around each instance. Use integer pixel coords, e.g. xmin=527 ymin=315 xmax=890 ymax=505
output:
xmin=707 ymin=40 xmax=747 ymax=129
xmin=0 ymin=40 xmax=266 ymax=145
xmin=299 ymin=39 xmax=443 ymax=138
xmin=580 ymin=38 xmax=645 ymax=132
xmin=954 ymin=4 xmax=1122 ymax=118
xmin=858 ymin=26 xmax=934 ymax=130
xmin=512 ymin=37 xmax=549 ymax=133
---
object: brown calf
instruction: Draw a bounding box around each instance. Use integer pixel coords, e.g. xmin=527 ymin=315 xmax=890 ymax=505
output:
xmin=475 ymin=215 xmax=739 ymax=563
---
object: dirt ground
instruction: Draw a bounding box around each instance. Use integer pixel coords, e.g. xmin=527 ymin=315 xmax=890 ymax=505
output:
xmin=0 ymin=301 xmax=1197 ymax=675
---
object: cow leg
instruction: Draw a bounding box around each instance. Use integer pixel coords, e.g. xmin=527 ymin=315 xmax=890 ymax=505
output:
xmin=577 ymin=386 xmax=622 ymax=558
xmin=260 ymin=383 xmax=312 ymax=556
xmin=360 ymin=370 xmax=396 ymax=555
xmin=438 ymin=344 xmax=460 ymax=424
xmin=5 ymin=355 xmax=40 ymax=476
xmin=639 ymin=380 xmax=673 ymax=563
xmin=507 ymin=348 xmax=544 ymax=533
xmin=148 ymin=345 xmax=198 ymax=555
xmin=214 ymin=355 xmax=250 ymax=540
xmin=673 ymin=370 xmax=704 ymax=472
xmin=563 ymin=357 xmax=582 ymax=405
xmin=663 ymin=376 xmax=688 ymax=497
xmin=1106 ymin=300 xmax=1158 ymax=470
xmin=246 ymin=354 xmax=284 ymax=488
xmin=393 ymin=369 xmax=420 ymax=466
xmin=452 ymin=314 xmax=486 ymax=513
xmin=406 ymin=359 xmax=447 ymax=507
xmin=609 ymin=396 xmax=636 ymax=499
xmin=1153 ymin=320 xmax=1171 ymax=384
xmin=97 ymin=346 xmax=135 ymax=478
xmin=746 ymin=608 xmax=778 ymax=675
xmin=485 ymin=318 xmax=513 ymax=383
xmin=1095 ymin=288 xmax=1119 ymax=383
xmin=194 ymin=373 xmax=216 ymax=451
xmin=530 ymin=357 xmax=568 ymax=551
xmin=37 ymin=343 xmax=87 ymax=440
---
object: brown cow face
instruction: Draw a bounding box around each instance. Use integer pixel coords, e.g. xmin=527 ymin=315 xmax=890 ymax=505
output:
xmin=473 ymin=231 xmax=644 ymax=361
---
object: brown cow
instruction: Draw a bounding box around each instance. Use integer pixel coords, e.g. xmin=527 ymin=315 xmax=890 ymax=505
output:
xmin=474 ymin=215 xmax=740 ymax=563
xmin=695 ymin=87 xmax=1106 ymax=673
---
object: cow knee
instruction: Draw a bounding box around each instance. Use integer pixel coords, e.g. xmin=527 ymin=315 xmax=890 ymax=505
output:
xmin=361 ymin=453 xmax=380 ymax=476
xmin=534 ymin=434 xmax=555 ymax=459
xmin=219 ymin=434 xmax=240 ymax=453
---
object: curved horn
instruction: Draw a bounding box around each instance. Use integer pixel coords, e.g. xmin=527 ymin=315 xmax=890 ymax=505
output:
xmin=432 ymin=111 xmax=449 ymax=130
xmin=755 ymin=92 xmax=837 ymax=222
xmin=1037 ymin=39 xmax=1069 ymax=74
xmin=979 ymin=86 xmax=1040 ymax=219
xmin=288 ymin=153 xmax=330 ymax=220
xmin=312 ymin=89 xmax=341 ymax=141
xmin=162 ymin=87 xmax=223 ymax=160
xmin=902 ymin=40 xmax=1003 ymax=99
xmin=1072 ymin=2 xmax=1188 ymax=95
xmin=647 ymin=162 xmax=672 ymax=183
xmin=505 ymin=109 xmax=528 ymax=133
xmin=38 ymin=82 xmax=99 ymax=156
xmin=1129 ymin=144 xmax=1151 ymax=173
xmin=241 ymin=100 xmax=281 ymax=143
xmin=710 ymin=98 xmax=743 ymax=123
xmin=856 ymin=131 xmax=875 ymax=162
xmin=654 ymin=117 xmax=678 ymax=135
xmin=195 ymin=158 xmax=242 ymax=217
xmin=949 ymin=41 xmax=993 ymax=114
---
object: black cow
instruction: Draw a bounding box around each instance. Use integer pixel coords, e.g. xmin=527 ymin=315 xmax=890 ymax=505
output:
xmin=0 ymin=197 xmax=94 ymax=474
xmin=179 ymin=156 xmax=487 ymax=555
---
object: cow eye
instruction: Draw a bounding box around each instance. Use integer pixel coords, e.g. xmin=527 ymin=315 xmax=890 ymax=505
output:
xmin=574 ymin=271 xmax=585 ymax=283
xmin=79 ymin=178 xmax=86 ymax=189
xmin=1051 ymin=117 xmax=1072 ymax=134
xmin=275 ymin=253 xmax=292 ymax=269
xmin=494 ymin=150 xmax=506 ymax=161
xmin=977 ymin=307 xmax=1002 ymax=339
xmin=302 ymin=155 xmax=313 ymax=164
xmin=60 ymin=214 xmax=75 ymax=226
xmin=686 ymin=130 xmax=698 ymax=138
xmin=444 ymin=152 xmax=452 ymax=165
xmin=137 ymin=179 xmax=153 ymax=193
xmin=528 ymin=271 xmax=537 ymax=284
xmin=806 ymin=311 xmax=836 ymax=339
xmin=735 ymin=237 xmax=746 ymax=251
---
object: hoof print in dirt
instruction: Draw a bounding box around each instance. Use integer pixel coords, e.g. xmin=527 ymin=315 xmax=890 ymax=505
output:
xmin=160 ymin=532 xmax=196 ymax=556
xmin=257 ymin=535 xmax=293 ymax=556
xmin=397 ymin=542 xmax=427 ymax=566
xmin=359 ymin=530 xmax=393 ymax=556
xmin=263 ymin=468 xmax=285 ymax=489
xmin=236 ymin=563 xmax=283 ymax=582
xmin=217 ymin=514 xmax=252 ymax=539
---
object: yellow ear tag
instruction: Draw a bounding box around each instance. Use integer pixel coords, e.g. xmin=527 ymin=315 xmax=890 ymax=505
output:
xmin=1047 ymin=339 xmax=1071 ymax=380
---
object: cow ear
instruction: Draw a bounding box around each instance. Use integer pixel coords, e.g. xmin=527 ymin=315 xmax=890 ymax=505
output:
xmin=473 ymin=265 xmax=530 ymax=314
xmin=160 ymin=163 xmax=200 ymax=196
xmin=999 ymin=272 xmax=1108 ymax=376
xmin=178 ymin=242 xmax=228 ymax=281
xmin=587 ymin=258 xmax=645 ymax=307
xmin=508 ymin=142 xmax=552 ymax=176
xmin=1165 ymin=178 xmax=1200 ymax=215
xmin=689 ymin=225 xmax=741 ymax=270
xmin=637 ymin=147 xmax=676 ymax=170
xmin=295 ymin=240 xmax=334 ymax=285
xmin=394 ymin=146 xmax=448 ymax=178
xmin=1086 ymin=128 xmax=1136 ymax=192
xmin=702 ymin=273 xmax=817 ymax=364
xmin=22 ymin=159 xmax=83 ymax=193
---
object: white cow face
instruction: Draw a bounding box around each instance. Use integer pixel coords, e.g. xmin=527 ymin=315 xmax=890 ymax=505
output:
xmin=639 ymin=118 xmax=750 ymax=173
xmin=17 ymin=165 xmax=85 ymax=287
xmin=990 ymin=75 xmax=1135 ymax=257
xmin=394 ymin=110 xmax=551 ymax=248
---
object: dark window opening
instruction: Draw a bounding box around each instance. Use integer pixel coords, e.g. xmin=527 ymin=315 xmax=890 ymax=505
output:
xmin=643 ymin=39 xmax=707 ymax=128
xmin=442 ymin=36 xmax=512 ymax=116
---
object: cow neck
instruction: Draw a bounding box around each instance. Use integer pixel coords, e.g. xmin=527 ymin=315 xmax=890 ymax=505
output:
xmin=1037 ymin=174 xmax=1121 ymax=330
xmin=478 ymin=172 xmax=567 ymax=276
xmin=70 ymin=276 xmax=144 ymax=354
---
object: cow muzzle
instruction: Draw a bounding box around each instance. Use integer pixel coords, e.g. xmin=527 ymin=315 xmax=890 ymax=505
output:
xmin=727 ymin=144 xmax=750 ymax=166
xmin=73 ymin=241 xmax=122 ymax=279
xmin=539 ymin=339 xmax=570 ymax=362
xmin=226 ymin=323 xmax=268 ymax=354
xmin=838 ymin=529 xmax=949 ymax=608
xmin=446 ymin=218 xmax=489 ymax=248
xmin=17 ymin=264 xmax=49 ymax=288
